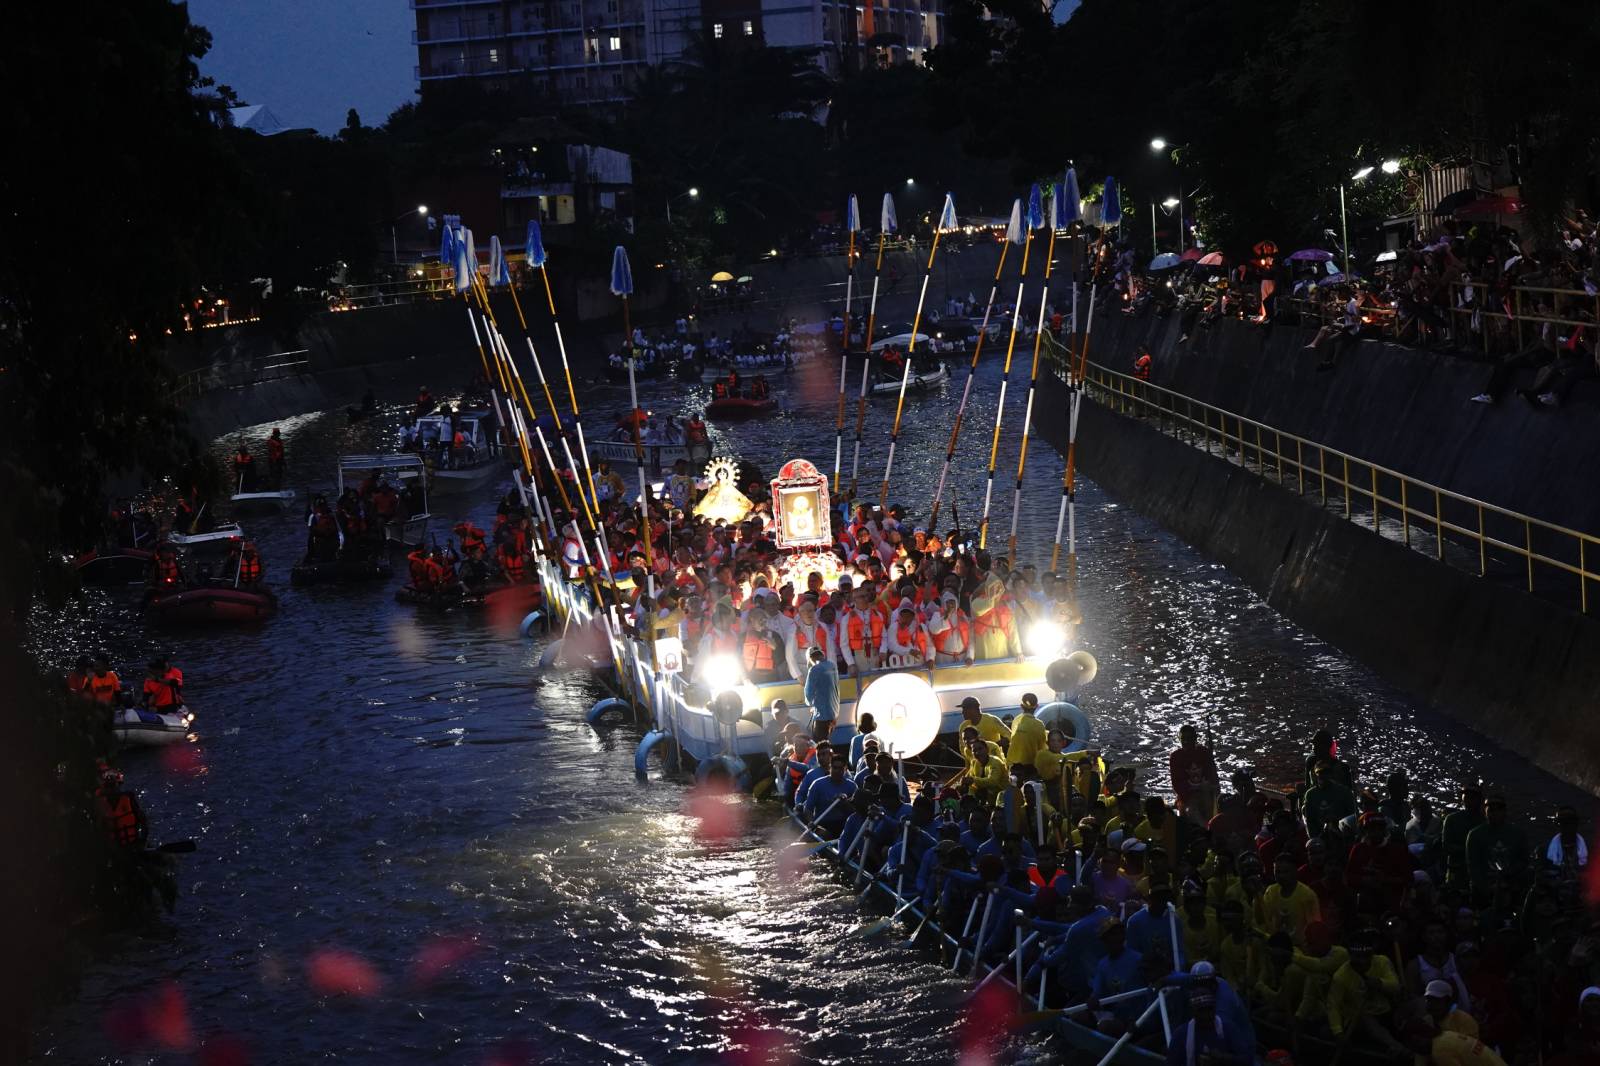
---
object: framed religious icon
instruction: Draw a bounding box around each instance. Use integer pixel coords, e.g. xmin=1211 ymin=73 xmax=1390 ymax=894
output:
xmin=770 ymin=458 xmax=831 ymax=549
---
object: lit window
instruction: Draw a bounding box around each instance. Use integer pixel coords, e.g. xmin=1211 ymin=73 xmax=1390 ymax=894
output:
xmin=713 ymin=22 xmax=723 ymax=37
xmin=488 ymin=47 xmax=499 ymax=64
xmin=743 ymin=19 xmax=753 ymax=35
xmin=609 ymin=34 xmax=622 ymax=50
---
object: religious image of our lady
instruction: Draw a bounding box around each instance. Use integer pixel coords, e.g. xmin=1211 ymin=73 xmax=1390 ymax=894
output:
xmin=788 ymin=491 xmax=816 ymax=538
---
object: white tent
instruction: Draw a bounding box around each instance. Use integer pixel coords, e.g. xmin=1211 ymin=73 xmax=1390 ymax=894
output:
xmin=227 ymin=105 xmax=291 ymax=136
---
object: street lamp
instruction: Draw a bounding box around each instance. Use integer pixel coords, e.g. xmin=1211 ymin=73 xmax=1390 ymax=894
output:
xmin=666 ymin=188 xmax=700 ymax=223
xmin=1151 ymin=138 xmax=1187 ymax=250
xmin=1339 ymin=161 xmax=1400 ymax=277
xmin=391 ymin=204 xmax=429 ymax=264
xmin=905 ymin=177 xmax=915 ymax=186
xmin=1150 ymin=138 xmax=1167 ymax=152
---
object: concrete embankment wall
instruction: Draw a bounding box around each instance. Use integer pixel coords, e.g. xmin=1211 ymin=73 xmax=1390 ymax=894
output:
xmin=1083 ymin=312 xmax=1600 ymax=534
xmin=1035 ymin=372 xmax=1600 ymax=795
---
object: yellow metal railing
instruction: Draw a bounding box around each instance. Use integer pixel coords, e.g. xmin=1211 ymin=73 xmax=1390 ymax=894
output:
xmin=1078 ymin=363 xmax=1599 ymax=614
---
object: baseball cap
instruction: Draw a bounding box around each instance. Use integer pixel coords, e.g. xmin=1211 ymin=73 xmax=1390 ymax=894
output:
xmin=1424 ymin=980 xmax=1453 ymax=999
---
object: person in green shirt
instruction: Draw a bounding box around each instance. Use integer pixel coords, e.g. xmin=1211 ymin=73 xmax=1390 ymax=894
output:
xmin=1302 ymin=758 xmax=1357 ymax=838
xmin=1441 ymin=783 xmax=1486 ymax=892
xmin=1465 ymin=793 xmax=1529 ymax=905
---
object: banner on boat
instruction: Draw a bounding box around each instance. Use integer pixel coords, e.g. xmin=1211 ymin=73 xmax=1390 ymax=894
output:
xmin=771 ymin=458 xmax=831 ymax=550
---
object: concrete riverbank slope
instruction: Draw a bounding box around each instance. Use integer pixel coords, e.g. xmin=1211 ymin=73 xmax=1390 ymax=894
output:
xmin=1036 ymin=368 xmax=1600 ymax=795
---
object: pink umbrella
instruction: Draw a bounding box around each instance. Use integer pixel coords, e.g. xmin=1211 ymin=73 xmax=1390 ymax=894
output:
xmin=1197 ymin=251 xmax=1225 ymax=266
xmin=1180 ymin=247 xmax=1203 ymax=262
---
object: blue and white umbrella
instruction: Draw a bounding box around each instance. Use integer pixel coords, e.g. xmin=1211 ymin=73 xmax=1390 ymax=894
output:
xmin=936 ymin=192 xmax=957 ymax=233
xmin=464 ymin=229 xmax=478 ymax=277
xmin=846 ymin=194 xmax=860 ymax=234
xmin=610 ymin=245 xmax=634 ymax=297
xmin=1102 ymin=177 xmax=1121 ymax=228
xmin=525 ymin=220 xmax=548 ymax=268
xmin=453 ymin=230 xmax=472 ymax=293
xmin=440 ymin=223 xmax=457 ymax=265
xmin=1060 ymin=168 xmax=1082 ymax=225
xmin=488 ymin=235 xmax=512 ymax=287
xmin=880 ymin=193 xmax=898 ymax=234
xmin=1005 ymin=198 xmax=1024 ymax=244
xmin=1026 ymin=183 xmax=1045 ymax=230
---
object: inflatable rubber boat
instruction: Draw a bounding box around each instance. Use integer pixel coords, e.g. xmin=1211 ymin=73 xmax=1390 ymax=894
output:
xmin=113 ymin=706 xmax=194 ymax=747
xmin=146 ymin=583 xmax=278 ymax=624
xmin=74 ymin=547 xmax=153 ymax=586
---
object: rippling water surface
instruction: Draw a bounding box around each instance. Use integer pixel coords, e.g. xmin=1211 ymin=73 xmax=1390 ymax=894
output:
xmin=28 ymin=353 xmax=1594 ymax=1064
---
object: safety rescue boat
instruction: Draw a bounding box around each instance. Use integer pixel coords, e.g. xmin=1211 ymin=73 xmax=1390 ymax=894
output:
xmin=146 ymin=583 xmax=278 ymax=624
xmin=113 ymin=706 xmax=195 ymax=747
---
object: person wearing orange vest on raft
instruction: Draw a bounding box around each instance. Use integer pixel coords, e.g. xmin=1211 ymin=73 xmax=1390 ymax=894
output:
xmin=879 ymin=604 xmax=932 ymax=667
xmin=969 ymin=558 xmax=1022 ymax=660
xmin=497 ymin=540 xmax=527 ymax=586
xmin=232 ymin=440 xmax=256 ymax=491
xmin=454 ymin=522 xmax=488 ymax=560
xmin=266 ymin=427 xmax=286 ymax=485
xmin=784 ymin=597 xmax=830 ymax=680
xmin=927 ymin=591 xmax=973 ymax=664
xmin=150 ymin=544 xmax=184 ymax=592
xmin=142 ymin=659 xmax=182 ymax=712
xmin=408 ymin=548 xmax=437 ymax=591
xmin=65 ymin=656 xmax=94 ymax=700
xmin=839 ymin=586 xmax=885 ymax=674
xmin=89 ymin=653 xmax=122 ymax=706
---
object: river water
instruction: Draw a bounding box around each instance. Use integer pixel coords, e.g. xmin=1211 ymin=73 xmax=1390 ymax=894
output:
xmin=28 ymin=352 xmax=1595 ymax=1064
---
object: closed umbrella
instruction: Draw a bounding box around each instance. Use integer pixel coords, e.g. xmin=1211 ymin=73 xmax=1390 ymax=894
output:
xmin=1101 ymin=177 xmax=1121 ymax=228
xmin=1026 ymin=184 xmax=1044 ymax=231
xmin=525 ymin=220 xmax=547 ymax=268
xmin=1059 ymin=168 xmax=1082 ymax=225
xmin=610 ymin=246 xmax=633 ymax=297
xmin=938 ymin=192 xmax=958 ymax=233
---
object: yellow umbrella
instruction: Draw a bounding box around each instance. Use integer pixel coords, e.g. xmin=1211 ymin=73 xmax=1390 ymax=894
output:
xmin=710 ymin=271 xmax=735 ymax=282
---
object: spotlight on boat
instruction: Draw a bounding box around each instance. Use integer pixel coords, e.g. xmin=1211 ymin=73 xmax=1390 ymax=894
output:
xmin=1045 ymin=650 xmax=1099 ymax=695
xmin=855 ymin=672 xmax=941 ymax=758
xmin=1026 ymin=621 xmax=1066 ymax=657
xmin=700 ymin=654 xmax=744 ymax=695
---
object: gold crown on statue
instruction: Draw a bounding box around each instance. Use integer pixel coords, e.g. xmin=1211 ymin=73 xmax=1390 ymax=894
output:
xmin=704 ymin=457 xmax=738 ymax=484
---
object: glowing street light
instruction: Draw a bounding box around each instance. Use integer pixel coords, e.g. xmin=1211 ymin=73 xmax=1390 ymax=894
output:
xmin=416 ymin=204 xmax=428 ymax=215
xmin=1150 ymin=138 xmax=1167 ymax=152
xmin=1162 ymin=197 xmax=1180 ymax=209
xmin=905 ymin=177 xmax=915 ymax=186
xmin=1381 ymin=159 xmax=1401 ymax=174
xmin=687 ymin=187 xmax=699 ymax=197
xmin=1352 ymin=166 xmax=1375 ymax=181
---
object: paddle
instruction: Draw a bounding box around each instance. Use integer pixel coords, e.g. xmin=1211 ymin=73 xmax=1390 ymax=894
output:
xmin=853 ymin=896 xmax=918 ymax=939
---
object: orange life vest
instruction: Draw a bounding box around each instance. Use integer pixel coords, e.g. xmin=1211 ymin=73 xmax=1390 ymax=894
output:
xmin=455 ymin=523 xmax=487 ymax=554
xmin=499 ymin=547 xmax=527 ymax=584
xmin=793 ymin=621 xmax=829 ymax=657
xmin=1133 ymin=353 xmax=1152 ymax=381
xmin=408 ymin=550 xmax=434 ymax=589
xmin=887 ymin=624 xmax=928 ymax=659
xmin=238 ymin=551 xmax=263 ymax=584
xmin=845 ymin=609 xmax=884 ymax=652
xmin=154 ymin=553 xmax=181 ymax=588
xmin=933 ymin=614 xmax=971 ymax=656
xmin=90 ymin=671 xmax=120 ymax=704
xmin=143 ymin=676 xmax=179 ymax=709
xmin=66 ymin=673 xmax=91 ymax=698
xmin=100 ymin=792 xmax=141 ymax=847
xmin=742 ymin=634 xmax=775 ymax=673
xmin=267 ymin=437 xmax=285 ymax=463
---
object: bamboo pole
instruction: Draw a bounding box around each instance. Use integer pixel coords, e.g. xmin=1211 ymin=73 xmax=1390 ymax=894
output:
xmin=1006 ymin=225 xmax=1059 ymax=564
xmin=832 ymin=355 xmax=848 ymax=493
xmin=978 ymin=226 xmax=1038 ymax=548
xmin=928 ymin=216 xmax=1016 ymax=532
xmin=847 ymin=360 xmax=870 ymax=499
xmin=879 ymin=216 xmax=948 ymax=506
xmin=862 ymin=229 xmax=890 ymax=360
xmin=1050 ymin=282 xmax=1098 ymax=576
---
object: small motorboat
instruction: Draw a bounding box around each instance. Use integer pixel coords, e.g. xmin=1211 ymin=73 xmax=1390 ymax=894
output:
xmin=707 ymin=394 xmax=778 ymax=419
xmin=74 ymin=547 xmax=153 ymax=587
xmin=868 ymin=362 xmax=949 ymax=395
xmin=229 ymin=488 xmax=295 ymax=513
xmin=113 ymin=706 xmax=194 ymax=747
xmin=395 ymin=583 xmax=464 ymax=609
xmin=400 ymin=410 xmax=507 ymax=496
xmin=166 ymin=522 xmax=244 ymax=557
xmin=146 ymin=583 xmax=278 ymax=624
xmin=291 ymin=553 xmax=394 ymax=586
xmin=337 ymin=454 xmax=430 ymax=548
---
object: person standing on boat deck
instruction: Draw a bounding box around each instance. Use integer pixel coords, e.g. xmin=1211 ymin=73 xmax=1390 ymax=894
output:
xmin=1169 ymin=724 xmax=1220 ymax=824
xmin=232 ymin=440 xmax=256 ymax=491
xmin=839 ymin=586 xmax=884 ymax=675
xmin=786 ymin=598 xmax=829 ymax=680
xmin=1008 ymin=693 xmax=1047 ymax=782
xmin=803 ymin=646 xmax=839 ymax=743
xmin=927 ymin=591 xmax=973 ymax=664
xmin=960 ymin=697 xmax=1012 ymax=750
xmin=65 ymin=656 xmax=94 ymax=700
xmin=879 ymin=604 xmax=932 ymax=667
xmin=266 ymin=427 xmax=285 ymax=487
xmin=969 ymin=554 xmax=1022 ymax=660
xmin=1303 ymin=728 xmax=1353 ymax=791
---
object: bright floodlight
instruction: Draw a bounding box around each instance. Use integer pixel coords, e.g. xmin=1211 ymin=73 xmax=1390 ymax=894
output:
xmin=905 ymin=177 xmax=915 ymax=186
xmin=1026 ymin=621 xmax=1066 ymax=657
xmin=1381 ymin=159 xmax=1401 ymax=174
xmin=688 ymin=187 xmax=699 ymax=197
xmin=417 ymin=205 xmax=428 ymax=214
xmin=1162 ymin=197 xmax=1180 ymax=209
xmin=1352 ymin=166 xmax=1375 ymax=181
xmin=700 ymin=654 xmax=743 ymax=694
xmin=857 ymin=672 xmax=941 ymax=759
xmin=1150 ymin=138 xmax=1167 ymax=152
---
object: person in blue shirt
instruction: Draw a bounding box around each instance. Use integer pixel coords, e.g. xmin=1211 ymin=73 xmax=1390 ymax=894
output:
xmin=1030 ymin=885 xmax=1110 ymax=1000
xmin=1087 ymin=919 xmax=1149 ymax=1030
xmin=802 ymin=645 xmax=838 ymax=742
xmin=793 ymin=742 xmax=835 ymax=809
xmin=1126 ymin=886 xmax=1183 ymax=967
xmin=848 ymin=711 xmax=877 ymax=768
xmin=802 ymin=754 xmax=856 ymax=836
xmin=1157 ymin=962 xmax=1254 ymax=1064
xmin=836 ymin=789 xmax=875 ymax=862
xmin=915 ymin=825 xmax=962 ymax=906
xmin=960 ymin=807 xmax=995 ymax=857
xmin=868 ymin=751 xmax=911 ymax=803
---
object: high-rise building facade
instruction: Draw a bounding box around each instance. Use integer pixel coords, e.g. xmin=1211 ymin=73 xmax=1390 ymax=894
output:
xmin=410 ymin=0 xmax=942 ymax=106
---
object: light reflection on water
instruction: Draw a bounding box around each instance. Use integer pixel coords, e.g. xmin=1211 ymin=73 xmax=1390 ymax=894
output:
xmin=27 ymin=358 xmax=1592 ymax=1064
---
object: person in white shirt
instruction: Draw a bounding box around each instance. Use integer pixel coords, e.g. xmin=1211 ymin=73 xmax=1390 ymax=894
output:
xmin=785 ymin=598 xmax=830 ymax=681
xmin=926 ymin=592 xmax=972 ymax=664
xmin=879 ymin=604 xmax=932 ymax=667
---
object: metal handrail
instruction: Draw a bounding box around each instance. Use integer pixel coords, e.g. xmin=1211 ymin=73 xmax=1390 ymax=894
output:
xmin=1074 ymin=361 xmax=1598 ymax=613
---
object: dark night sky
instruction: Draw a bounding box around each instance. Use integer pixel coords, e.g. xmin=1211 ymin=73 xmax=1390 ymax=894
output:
xmin=187 ymin=0 xmax=417 ymax=135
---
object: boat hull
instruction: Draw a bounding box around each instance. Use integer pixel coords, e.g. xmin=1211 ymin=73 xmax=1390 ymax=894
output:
xmin=291 ymin=555 xmax=394 ymax=586
xmin=230 ymin=490 xmax=295 ymax=513
xmin=113 ymin=707 xmax=193 ymax=747
xmin=148 ymin=585 xmax=277 ymax=624
xmin=166 ymin=524 xmax=245 ymax=557
xmin=869 ymin=364 xmax=949 ymax=395
xmin=707 ymin=397 xmax=778 ymax=419
xmin=74 ymin=548 xmax=153 ymax=586
xmin=427 ymin=463 xmax=504 ymax=495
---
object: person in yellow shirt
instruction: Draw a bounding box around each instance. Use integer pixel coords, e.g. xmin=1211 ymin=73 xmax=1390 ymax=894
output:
xmin=1261 ymin=854 xmax=1322 ymax=947
xmin=1214 ymin=899 xmax=1257 ymax=991
xmin=1006 ymin=692 xmax=1047 ymax=774
xmin=1177 ymin=881 xmax=1220 ymax=966
xmin=960 ymin=725 xmax=1003 ymax=779
xmin=1405 ymin=1024 xmax=1507 ymax=1066
xmin=1327 ymin=935 xmax=1404 ymax=1057
xmin=959 ymin=696 xmax=1011 ymax=749
xmin=1103 ymin=791 xmax=1145 ymax=845
xmin=1133 ymin=795 xmax=1181 ymax=858
xmin=966 ymin=734 xmax=1009 ymax=806
xmin=1289 ymin=921 xmax=1349 ymax=1028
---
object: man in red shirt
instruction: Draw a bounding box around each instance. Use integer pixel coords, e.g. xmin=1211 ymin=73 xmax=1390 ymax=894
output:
xmin=1169 ymin=723 xmax=1220 ymax=824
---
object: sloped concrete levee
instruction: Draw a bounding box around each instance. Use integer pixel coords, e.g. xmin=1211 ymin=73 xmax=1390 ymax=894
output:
xmin=1035 ymin=370 xmax=1600 ymax=795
